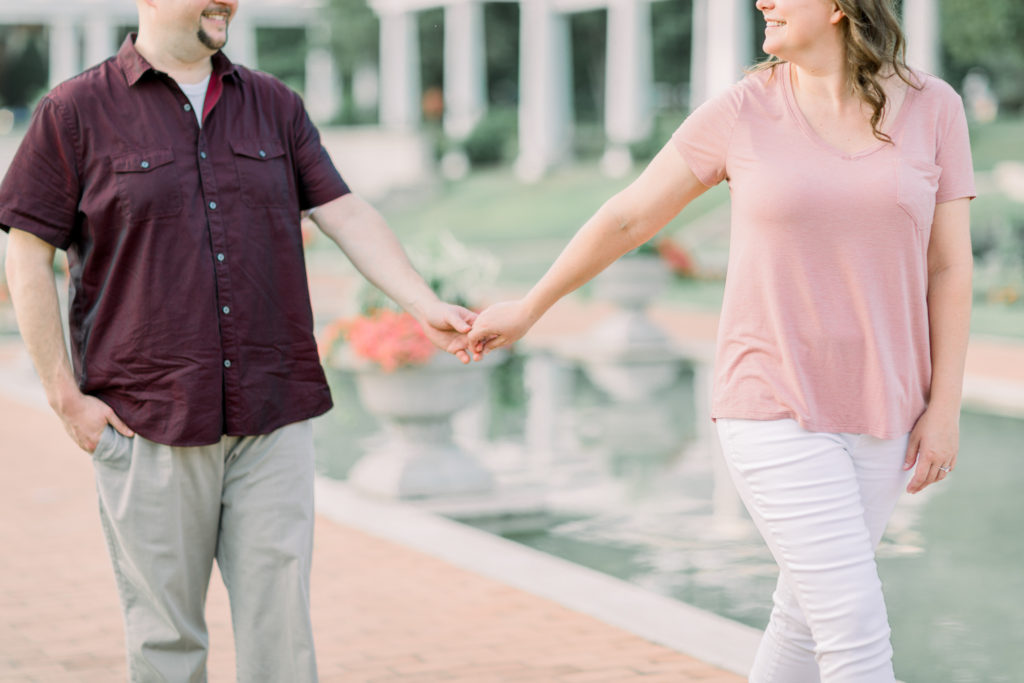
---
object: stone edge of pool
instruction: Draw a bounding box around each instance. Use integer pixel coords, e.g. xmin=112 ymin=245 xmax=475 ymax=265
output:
xmin=314 ymin=475 xmax=762 ymax=676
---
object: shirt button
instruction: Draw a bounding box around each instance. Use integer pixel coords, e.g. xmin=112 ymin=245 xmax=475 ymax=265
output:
xmin=184 ymin=103 xmax=192 ymax=112
xmin=258 ymin=150 xmax=267 ymax=158
xmin=216 ymin=252 xmax=225 ymax=262
xmin=209 ymin=201 xmax=217 ymax=210
xmin=222 ymin=306 xmax=230 ymax=315
xmin=200 ymin=151 xmax=207 ymax=159
xmin=140 ymin=160 xmax=150 ymax=169
xmin=223 ymin=360 xmax=232 ymax=368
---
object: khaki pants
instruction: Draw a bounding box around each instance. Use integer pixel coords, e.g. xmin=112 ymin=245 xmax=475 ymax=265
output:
xmin=91 ymin=420 xmax=318 ymax=683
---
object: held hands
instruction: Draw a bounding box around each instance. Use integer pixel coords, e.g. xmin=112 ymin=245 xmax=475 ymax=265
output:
xmin=414 ymin=300 xmax=479 ymax=364
xmin=416 ymin=298 xmax=536 ymax=363
xmin=904 ymin=406 xmax=959 ymax=494
xmin=467 ymin=300 xmax=536 ymax=361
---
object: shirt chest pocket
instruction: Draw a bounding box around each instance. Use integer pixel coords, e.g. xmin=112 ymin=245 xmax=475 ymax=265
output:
xmin=230 ymin=139 xmax=291 ymax=209
xmin=896 ymin=158 xmax=941 ymax=232
xmin=111 ymin=149 xmax=183 ymax=220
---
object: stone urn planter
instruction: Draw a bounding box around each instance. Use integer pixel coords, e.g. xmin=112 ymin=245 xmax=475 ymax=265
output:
xmin=575 ymin=253 xmax=682 ymax=401
xmin=340 ymin=348 xmax=500 ymax=499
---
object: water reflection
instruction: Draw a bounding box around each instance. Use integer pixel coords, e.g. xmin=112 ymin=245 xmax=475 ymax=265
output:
xmin=314 ymin=356 xmax=1023 ymax=682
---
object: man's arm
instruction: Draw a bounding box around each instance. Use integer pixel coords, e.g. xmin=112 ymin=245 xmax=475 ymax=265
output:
xmin=5 ymin=228 xmax=133 ymax=451
xmin=310 ymin=194 xmax=477 ymax=363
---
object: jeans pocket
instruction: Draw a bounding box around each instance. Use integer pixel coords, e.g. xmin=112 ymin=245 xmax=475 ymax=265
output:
xmin=90 ymin=425 xmax=132 ymax=471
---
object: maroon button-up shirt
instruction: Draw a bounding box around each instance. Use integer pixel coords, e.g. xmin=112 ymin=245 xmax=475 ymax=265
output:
xmin=0 ymin=35 xmax=350 ymax=445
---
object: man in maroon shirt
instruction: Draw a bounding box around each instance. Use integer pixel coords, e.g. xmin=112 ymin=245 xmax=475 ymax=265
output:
xmin=1 ymin=1 xmax=476 ymax=680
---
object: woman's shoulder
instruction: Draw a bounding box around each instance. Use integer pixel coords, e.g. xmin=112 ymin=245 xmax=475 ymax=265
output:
xmin=906 ymin=69 xmax=965 ymax=109
xmin=697 ymin=65 xmax=782 ymax=110
xmin=733 ymin=63 xmax=785 ymax=98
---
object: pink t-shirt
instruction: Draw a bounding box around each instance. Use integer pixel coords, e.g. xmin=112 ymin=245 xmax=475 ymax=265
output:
xmin=673 ymin=64 xmax=975 ymax=439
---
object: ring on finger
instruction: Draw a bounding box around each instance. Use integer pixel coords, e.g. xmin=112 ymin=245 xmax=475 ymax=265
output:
xmin=937 ymin=465 xmax=951 ymax=473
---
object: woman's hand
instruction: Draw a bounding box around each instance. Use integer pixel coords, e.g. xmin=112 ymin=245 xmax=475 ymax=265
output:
xmin=466 ymin=300 xmax=537 ymax=359
xmin=904 ymin=406 xmax=959 ymax=494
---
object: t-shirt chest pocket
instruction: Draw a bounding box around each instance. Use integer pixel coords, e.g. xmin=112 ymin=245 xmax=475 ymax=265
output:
xmin=896 ymin=158 xmax=941 ymax=232
xmin=229 ymin=139 xmax=291 ymax=208
xmin=110 ymin=149 xmax=182 ymax=220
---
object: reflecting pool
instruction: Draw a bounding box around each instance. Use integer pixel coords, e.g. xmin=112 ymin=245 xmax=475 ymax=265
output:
xmin=315 ymin=356 xmax=1023 ymax=683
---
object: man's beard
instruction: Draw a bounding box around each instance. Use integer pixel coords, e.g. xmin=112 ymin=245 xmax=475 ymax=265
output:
xmin=198 ymin=26 xmax=227 ymax=50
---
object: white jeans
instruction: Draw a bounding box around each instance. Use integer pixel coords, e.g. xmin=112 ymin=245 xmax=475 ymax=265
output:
xmin=716 ymin=418 xmax=910 ymax=683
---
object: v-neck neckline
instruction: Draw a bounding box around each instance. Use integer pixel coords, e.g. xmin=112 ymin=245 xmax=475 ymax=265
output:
xmin=782 ymin=62 xmax=916 ymax=160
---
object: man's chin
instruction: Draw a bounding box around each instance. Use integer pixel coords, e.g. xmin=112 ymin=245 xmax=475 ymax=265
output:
xmin=197 ymin=29 xmax=228 ymax=52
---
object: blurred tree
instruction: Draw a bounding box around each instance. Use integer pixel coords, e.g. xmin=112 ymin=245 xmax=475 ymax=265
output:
xmin=484 ymin=3 xmax=519 ymax=107
xmin=0 ymin=26 xmax=47 ymax=109
xmin=941 ymin=0 xmax=1024 ymax=111
xmin=571 ymin=10 xmax=607 ymax=124
xmin=256 ymin=27 xmax=307 ymax=93
xmin=419 ymin=8 xmax=444 ymax=95
xmin=652 ymin=0 xmax=692 ymax=97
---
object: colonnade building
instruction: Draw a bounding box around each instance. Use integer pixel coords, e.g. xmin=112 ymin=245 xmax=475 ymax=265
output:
xmin=0 ymin=0 xmax=941 ymax=179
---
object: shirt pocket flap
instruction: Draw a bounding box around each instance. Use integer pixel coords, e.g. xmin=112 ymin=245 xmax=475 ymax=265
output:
xmin=229 ymin=139 xmax=287 ymax=161
xmin=111 ymin=148 xmax=175 ymax=174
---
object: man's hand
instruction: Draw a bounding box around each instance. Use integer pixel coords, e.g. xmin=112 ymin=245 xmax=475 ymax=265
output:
xmin=57 ymin=391 xmax=134 ymax=453
xmin=413 ymin=301 xmax=478 ymax=364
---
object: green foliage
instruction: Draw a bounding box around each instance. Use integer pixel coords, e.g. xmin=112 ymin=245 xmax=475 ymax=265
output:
xmin=0 ymin=26 xmax=48 ymax=108
xmin=326 ymin=0 xmax=380 ymax=122
xmin=629 ymin=108 xmax=689 ymax=161
xmin=651 ymin=0 xmax=692 ymax=87
xmin=484 ymin=4 xmax=519 ymax=106
xmin=463 ymin=107 xmax=518 ymax=166
xmin=327 ymin=0 xmax=379 ymax=74
xmin=418 ymin=9 xmax=445 ymax=93
xmin=969 ymin=117 xmax=1024 ymax=172
xmin=570 ymin=10 xmax=607 ymax=124
xmin=941 ymin=0 xmax=1024 ymax=110
xmin=255 ymin=28 xmax=307 ymax=92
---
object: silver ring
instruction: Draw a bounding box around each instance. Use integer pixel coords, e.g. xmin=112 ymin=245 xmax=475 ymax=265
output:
xmin=938 ymin=465 xmax=951 ymax=473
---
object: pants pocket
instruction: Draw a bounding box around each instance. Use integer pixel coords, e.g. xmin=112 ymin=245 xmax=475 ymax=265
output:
xmin=90 ymin=425 xmax=132 ymax=471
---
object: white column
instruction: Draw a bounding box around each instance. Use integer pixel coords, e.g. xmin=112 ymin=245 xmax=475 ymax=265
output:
xmin=224 ymin=16 xmax=257 ymax=68
xmin=379 ymin=9 xmax=422 ymax=130
xmin=692 ymin=0 xmax=751 ymax=108
xmin=903 ymin=0 xmax=940 ymax=76
xmin=688 ymin=0 xmax=708 ymax=110
xmin=602 ymin=0 xmax=653 ymax=177
xmin=83 ymin=15 xmax=115 ymax=68
xmin=305 ymin=24 xmax=341 ymax=124
xmin=49 ymin=17 xmax=80 ymax=89
xmin=515 ymin=0 xmax=572 ymax=182
xmin=443 ymin=0 xmax=487 ymax=141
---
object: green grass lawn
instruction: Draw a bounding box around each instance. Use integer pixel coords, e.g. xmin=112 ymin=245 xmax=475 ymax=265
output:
xmin=377 ymin=164 xmax=730 ymax=246
xmin=969 ymin=115 xmax=1024 ymax=171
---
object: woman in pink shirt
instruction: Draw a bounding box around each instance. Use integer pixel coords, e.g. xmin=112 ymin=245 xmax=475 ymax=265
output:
xmin=469 ymin=1 xmax=973 ymax=680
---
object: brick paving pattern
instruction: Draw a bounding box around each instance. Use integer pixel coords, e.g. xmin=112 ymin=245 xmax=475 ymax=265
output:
xmin=0 ymin=392 xmax=744 ymax=682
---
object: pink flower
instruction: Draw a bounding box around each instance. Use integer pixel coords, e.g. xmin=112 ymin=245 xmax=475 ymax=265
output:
xmin=334 ymin=310 xmax=436 ymax=371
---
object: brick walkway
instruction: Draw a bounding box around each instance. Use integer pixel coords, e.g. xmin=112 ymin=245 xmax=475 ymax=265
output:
xmin=0 ymin=389 xmax=744 ymax=682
